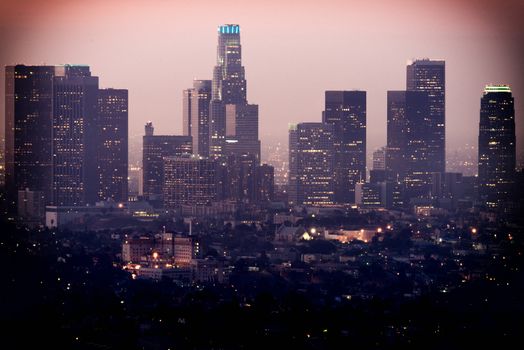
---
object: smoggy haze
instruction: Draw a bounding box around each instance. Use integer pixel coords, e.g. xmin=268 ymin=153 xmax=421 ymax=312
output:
xmin=1 ymin=0 xmax=523 ymax=166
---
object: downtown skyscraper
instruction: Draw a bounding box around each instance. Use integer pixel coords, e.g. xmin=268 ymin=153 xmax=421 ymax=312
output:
xmin=383 ymin=59 xmax=445 ymax=202
xmin=289 ymin=123 xmax=335 ymax=206
xmin=406 ymin=59 xmax=446 ymax=174
xmin=52 ymin=65 xmax=99 ymax=206
xmin=5 ymin=65 xmax=55 ymax=210
xmin=209 ymin=24 xmax=260 ymax=161
xmin=323 ymin=91 xmax=366 ymax=204
xmin=387 ymin=90 xmax=431 ymax=199
xmin=386 ymin=91 xmax=407 ymax=183
xmin=5 ymin=64 xmax=129 ymax=216
xmin=478 ymin=85 xmax=516 ymax=209
xmin=183 ymin=80 xmax=212 ymax=157
xmin=163 ymin=155 xmax=218 ymax=209
xmin=97 ymin=88 xmax=128 ymax=203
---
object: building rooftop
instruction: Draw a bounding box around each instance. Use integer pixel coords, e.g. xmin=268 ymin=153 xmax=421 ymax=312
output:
xmin=484 ymin=84 xmax=511 ymax=94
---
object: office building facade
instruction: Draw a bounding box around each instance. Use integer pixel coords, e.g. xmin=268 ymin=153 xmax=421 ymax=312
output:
xmin=52 ymin=65 xmax=99 ymax=206
xmin=289 ymin=123 xmax=335 ymax=206
xmin=183 ymin=80 xmax=212 ymax=157
xmin=478 ymin=85 xmax=516 ymax=209
xmin=142 ymin=122 xmax=192 ymax=200
xmin=323 ymin=91 xmax=366 ymax=204
xmin=5 ymin=65 xmax=55 ymax=209
xmin=97 ymin=88 xmax=128 ymax=203
xmin=163 ymin=155 xmax=218 ymax=209
xmin=406 ymin=59 xmax=445 ymax=174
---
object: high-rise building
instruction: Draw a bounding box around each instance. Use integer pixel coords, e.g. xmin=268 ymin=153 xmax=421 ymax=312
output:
xmin=212 ymin=24 xmax=246 ymax=104
xmin=386 ymin=91 xmax=407 ymax=182
xmin=97 ymin=88 xmax=128 ymax=203
xmin=183 ymin=80 xmax=212 ymax=157
xmin=216 ymin=153 xmax=254 ymax=202
xmin=387 ymin=89 xmax=432 ymax=199
xmin=225 ymin=103 xmax=260 ymax=160
xmin=323 ymin=91 xmax=366 ymax=204
xmin=209 ymin=100 xmax=227 ymax=159
xmin=142 ymin=122 xmax=192 ymax=201
xmin=209 ymin=24 xmax=260 ymax=160
xmin=289 ymin=123 xmax=335 ymax=206
xmin=478 ymin=85 xmax=516 ymax=209
xmin=52 ymin=65 xmax=99 ymax=206
xmin=163 ymin=155 xmax=218 ymax=209
xmin=406 ymin=59 xmax=445 ymax=174
xmin=403 ymin=90 xmax=432 ymax=199
xmin=5 ymin=65 xmax=55 ymax=210
xmin=6 ymin=64 xmax=129 ymax=211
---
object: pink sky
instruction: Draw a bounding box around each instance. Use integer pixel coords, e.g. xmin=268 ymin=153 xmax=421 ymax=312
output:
xmin=1 ymin=0 xmax=523 ymax=166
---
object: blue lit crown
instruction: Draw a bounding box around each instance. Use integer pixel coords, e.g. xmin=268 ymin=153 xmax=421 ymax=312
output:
xmin=218 ymin=24 xmax=240 ymax=34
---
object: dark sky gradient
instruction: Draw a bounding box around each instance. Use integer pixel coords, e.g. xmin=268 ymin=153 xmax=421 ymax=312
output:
xmin=1 ymin=0 xmax=523 ymax=167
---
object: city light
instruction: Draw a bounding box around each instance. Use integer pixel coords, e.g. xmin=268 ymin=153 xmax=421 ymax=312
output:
xmin=1 ymin=10 xmax=522 ymax=349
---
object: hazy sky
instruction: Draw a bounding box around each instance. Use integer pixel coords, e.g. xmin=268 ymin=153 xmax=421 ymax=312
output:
xmin=1 ymin=0 xmax=523 ymax=165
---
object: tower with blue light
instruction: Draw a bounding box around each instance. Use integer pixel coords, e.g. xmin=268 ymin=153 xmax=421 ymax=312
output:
xmin=212 ymin=24 xmax=246 ymax=103
xmin=210 ymin=24 xmax=259 ymax=161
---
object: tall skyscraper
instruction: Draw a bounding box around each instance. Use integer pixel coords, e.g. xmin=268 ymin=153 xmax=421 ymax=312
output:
xmin=387 ymin=90 xmax=433 ymax=200
xmin=5 ymin=65 xmax=55 ymax=210
xmin=52 ymin=65 xmax=99 ymax=206
xmin=97 ymin=88 xmax=128 ymax=203
xmin=386 ymin=91 xmax=407 ymax=182
xmin=403 ymin=90 xmax=432 ymax=199
xmin=406 ymin=59 xmax=445 ymax=174
xmin=289 ymin=123 xmax=335 ymax=206
xmin=478 ymin=85 xmax=516 ymax=209
xmin=183 ymin=80 xmax=212 ymax=157
xmin=209 ymin=24 xmax=260 ymax=161
xmin=163 ymin=155 xmax=218 ymax=209
xmin=212 ymin=24 xmax=246 ymax=104
xmin=6 ymin=64 xmax=129 ymax=211
xmin=142 ymin=122 xmax=192 ymax=201
xmin=323 ymin=91 xmax=366 ymax=204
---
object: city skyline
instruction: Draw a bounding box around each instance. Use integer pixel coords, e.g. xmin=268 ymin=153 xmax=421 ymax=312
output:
xmin=0 ymin=0 xmax=523 ymax=167
xmin=1 ymin=3 xmax=524 ymax=348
